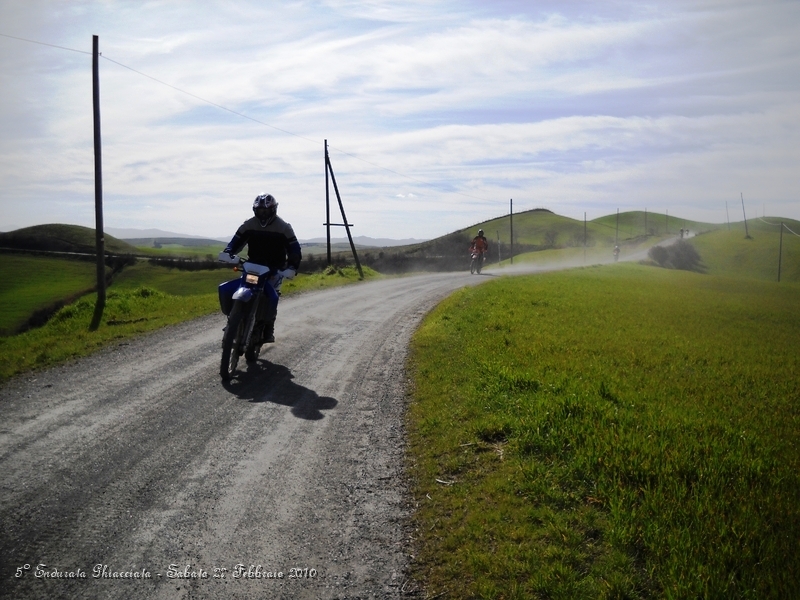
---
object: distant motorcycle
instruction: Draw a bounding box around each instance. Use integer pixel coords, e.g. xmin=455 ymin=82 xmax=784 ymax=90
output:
xmin=613 ymin=246 xmax=620 ymax=262
xmin=469 ymin=250 xmax=484 ymax=274
xmin=217 ymin=252 xmax=286 ymax=381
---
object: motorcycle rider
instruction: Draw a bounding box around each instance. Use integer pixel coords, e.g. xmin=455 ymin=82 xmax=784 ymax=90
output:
xmin=223 ymin=193 xmax=302 ymax=343
xmin=470 ymin=229 xmax=489 ymax=259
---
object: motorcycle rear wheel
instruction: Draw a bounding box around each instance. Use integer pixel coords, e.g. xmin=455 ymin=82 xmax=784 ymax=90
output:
xmin=220 ymin=304 xmax=245 ymax=380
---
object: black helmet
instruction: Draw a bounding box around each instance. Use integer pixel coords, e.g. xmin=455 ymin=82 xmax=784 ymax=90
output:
xmin=253 ymin=193 xmax=277 ymax=225
xmin=478 ymin=229 xmax=484 ymax=236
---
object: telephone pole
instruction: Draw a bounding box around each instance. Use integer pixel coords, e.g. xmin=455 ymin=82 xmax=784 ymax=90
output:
xmin=778 ymin=222 xmax=784 ymax=282
xmin=741 ymin=193 xmax=751 ymax=238
xmin=509 ymin=199 xmax=514 ymax=265
xmin=324 ymin=140 xmax=363 ymax=278
xmin=89 ymin=35 xmax=105 ymax=331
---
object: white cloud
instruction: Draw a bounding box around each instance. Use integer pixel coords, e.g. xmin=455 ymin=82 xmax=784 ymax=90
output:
xmin=1 ymin=0 xmax=799 ymax=240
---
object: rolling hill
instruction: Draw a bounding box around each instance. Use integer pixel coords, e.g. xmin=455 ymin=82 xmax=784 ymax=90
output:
xmin=0 ymin=224 xmax=137 ymax=255
xmin=688 ymin=217 xmax=800 ymax=282
xmin=355 ymin=209 xmax=721 ymax=273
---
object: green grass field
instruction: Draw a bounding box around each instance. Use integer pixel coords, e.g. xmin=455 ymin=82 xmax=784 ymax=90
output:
xmin=130 ymin=243 xmax=226 ymax=258
xmin=111 ymin=262 xmax=238 ymax=295
xmin=0 ymin=255 xmax=102 ymax=335
xmin=407 ymin=264 xmax=799 ymax=599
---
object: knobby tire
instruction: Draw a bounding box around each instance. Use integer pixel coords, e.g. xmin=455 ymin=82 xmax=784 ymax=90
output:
xmin=220 ymin=304 xmax=245 ymax=381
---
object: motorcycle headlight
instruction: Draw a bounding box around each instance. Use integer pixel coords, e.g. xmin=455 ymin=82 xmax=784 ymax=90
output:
xmin=245 ymin=274 xmax=259 ymax=285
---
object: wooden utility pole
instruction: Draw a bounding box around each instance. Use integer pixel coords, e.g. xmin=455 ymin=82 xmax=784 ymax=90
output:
xmin=778 ymin=222 xmax=784 ymax=282
xmin=584 ymin=212 xmax=587 ymax=264
xmin=741 ymin=193 xmax=751 ymax=238
xmin=644 ymin=208 xmax=647 ymax=236
xmin=615 ymin=208 xmax=619 ymax=245
xmin=726 ymin=201 xmax=730 ymax=231
xmin=509 ymin=199 xmax=514 ymax=265
xmin=89 ymin=35 xmax=105 ymax=331
xmin=325 ymin=140 xmax=331 ymax=266
xmin=324 ymin=141 xmax=363 ymax=278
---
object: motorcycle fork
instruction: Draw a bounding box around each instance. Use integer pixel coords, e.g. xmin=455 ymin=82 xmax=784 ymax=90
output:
xmin=242 ymin=293 xmax=261 ymax=350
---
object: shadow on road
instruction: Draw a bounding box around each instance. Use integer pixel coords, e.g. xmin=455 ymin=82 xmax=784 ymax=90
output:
xmin=221 ymin=360 xmax=338 ymax=420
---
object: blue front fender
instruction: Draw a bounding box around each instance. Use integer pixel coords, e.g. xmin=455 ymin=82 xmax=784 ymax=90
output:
xmin=232 ymin=287 xmax=253 ymax=302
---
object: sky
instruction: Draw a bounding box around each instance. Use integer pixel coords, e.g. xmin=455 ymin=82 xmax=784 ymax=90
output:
xmin=1 ymin=0 xmax=798 ymax=241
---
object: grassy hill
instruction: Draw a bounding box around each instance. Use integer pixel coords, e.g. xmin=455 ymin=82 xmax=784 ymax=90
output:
xmin=591 ymin=210 xmax=719 ymax=240
xmin=362 ymin=209 xmax=720 ymax=273
xmin=458 ymin=209 xmax=718 ymax=248
xmin=688 ymin=217 xmax=800 ymax=282
xmin=0 ymin=224 xmax=137 ymax=255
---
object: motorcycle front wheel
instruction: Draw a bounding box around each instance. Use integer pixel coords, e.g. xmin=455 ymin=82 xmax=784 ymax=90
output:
xmin=245 ymin=324 xmax=262 ymax=363
xmin=470 ymin=258 xmax=476 ymax=274
xmin=220 ymin=303 xmax=246 ymax=381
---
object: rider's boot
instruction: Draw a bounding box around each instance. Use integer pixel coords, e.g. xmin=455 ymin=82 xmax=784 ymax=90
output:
xmin=262 ymin=321 xmax=275 ymax=344
xmin=261 ymin=306 xmax=277 ymax=344
xmin=254 ymin=298 xmax=277 ymax=344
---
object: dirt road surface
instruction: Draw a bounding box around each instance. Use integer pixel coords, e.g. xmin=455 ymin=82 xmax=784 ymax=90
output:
xmin=1 ymin=271 xmax=495 ymax=600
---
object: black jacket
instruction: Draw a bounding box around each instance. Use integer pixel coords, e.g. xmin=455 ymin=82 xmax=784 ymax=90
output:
xmin=224 ymin=216 xmax=302 ymax=271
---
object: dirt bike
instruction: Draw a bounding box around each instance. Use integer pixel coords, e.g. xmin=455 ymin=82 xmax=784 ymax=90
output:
xmin=469 ymin=250 xmax=485 ymax=274
xmin=217 ymin=252 xmax=285 ymax=381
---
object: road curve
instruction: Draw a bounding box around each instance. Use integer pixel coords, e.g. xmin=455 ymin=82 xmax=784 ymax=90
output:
xmin=0 ymin=271 xmax=490 ymax=600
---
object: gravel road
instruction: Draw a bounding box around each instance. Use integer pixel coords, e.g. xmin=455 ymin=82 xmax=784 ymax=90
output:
xmin=0 ymin=271 xmax=488 ymax=600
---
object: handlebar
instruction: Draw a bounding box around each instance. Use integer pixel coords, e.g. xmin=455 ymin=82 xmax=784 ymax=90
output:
xmin=218 ymin=251 xmax=241 ymax=265
xmin=218 ymin=252 xmax=294 ymax=279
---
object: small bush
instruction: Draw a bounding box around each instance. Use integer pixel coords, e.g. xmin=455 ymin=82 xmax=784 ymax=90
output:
xmin=648 ymin=241 xmax=703 ymax=272
xmin=648 ymin=245 xmax=669 ymax=267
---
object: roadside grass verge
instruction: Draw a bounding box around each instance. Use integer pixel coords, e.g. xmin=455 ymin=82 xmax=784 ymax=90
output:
xmin=407 ymin=263 xmax=799 ymax=599
xmin=0 ymin=264 xmax=378 ymax=383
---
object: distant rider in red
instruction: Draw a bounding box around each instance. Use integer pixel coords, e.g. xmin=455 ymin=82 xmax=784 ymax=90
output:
xmin=470 ymin=229 xmax=489 ymax=257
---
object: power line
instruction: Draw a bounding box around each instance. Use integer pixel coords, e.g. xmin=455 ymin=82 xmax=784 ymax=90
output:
xmin=100 ymin=55 xmax=320 ymax=146
xmin=104 ymin=53 xmax=492 ymax=203
xmin=0 ymin=32 xmax=90 ymax=55
xmin=105 ymin=55 xmax=493 ymax=203
xmin=757 ymin=217 xmax=799 ymax=237
xmin=783 ymin=223 xmax=800 ymax=237
xmin=2 ymin=30 xmax=494 ymax=204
